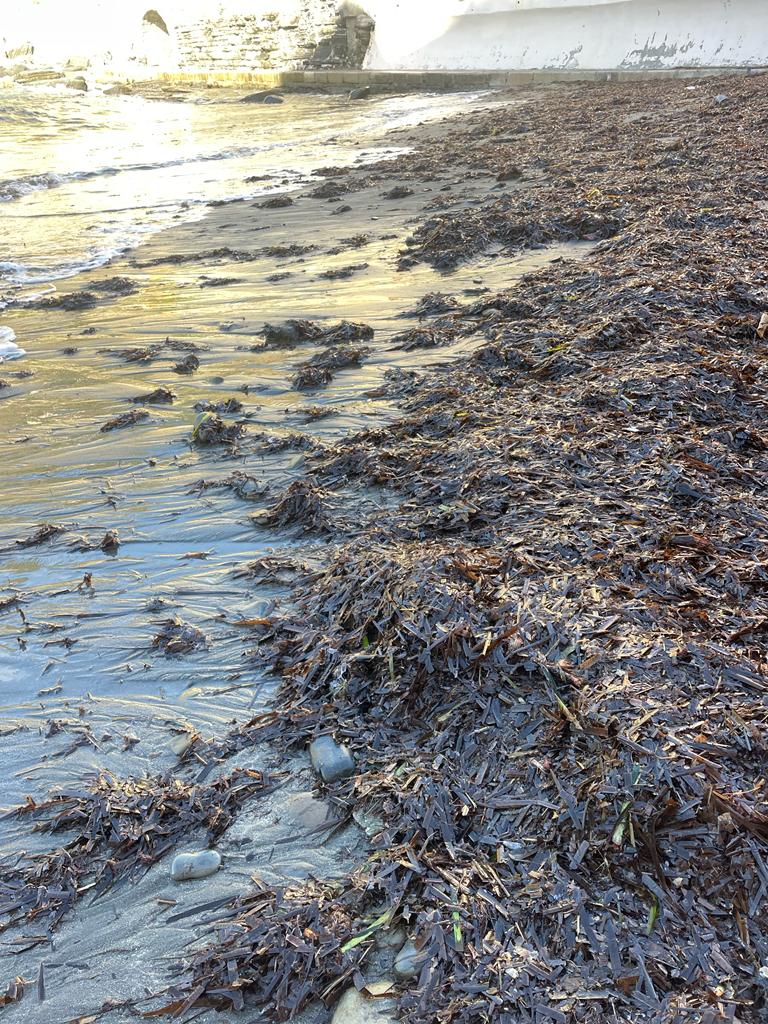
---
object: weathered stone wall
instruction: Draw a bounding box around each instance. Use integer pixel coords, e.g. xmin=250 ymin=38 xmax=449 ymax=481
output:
xmin=0 ymin=1 xmax=373 ymax=76
xmin=173 ymin=2 xmax=373 ymax=71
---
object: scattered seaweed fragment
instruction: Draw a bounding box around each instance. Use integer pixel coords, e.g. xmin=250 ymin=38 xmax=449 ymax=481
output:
xmin=100 ymin=408 xmax=150 ymax=432
xmin=0 ymin=769 xmax=270 ymax=939
xmin=191 ymin=411 xmax=245 ymax=445
xmin=151 ymin=616 xmax=207 ymax=654
xmin=252 ymin=480 xmax=331 ymax=533
xmin=132 ymin=387 xmax=176 ymax=404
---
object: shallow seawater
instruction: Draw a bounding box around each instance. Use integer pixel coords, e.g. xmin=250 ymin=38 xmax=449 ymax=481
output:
xmin=0 ymin=83 xmax=485 ymax=289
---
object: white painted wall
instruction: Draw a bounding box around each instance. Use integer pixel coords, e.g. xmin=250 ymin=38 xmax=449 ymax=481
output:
xmin=362 ymin=0 xmax=768 ymax=70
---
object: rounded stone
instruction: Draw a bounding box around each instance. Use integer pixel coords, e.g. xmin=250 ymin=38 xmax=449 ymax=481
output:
xmin=170 ymin=850 xmax=221 ymax=881
xmin=309 ymin=735 xmax=355 ymax=783
xmin=394 ymin=939 xmax=426 ymax=978
xmin=331 ymin=986 xmax=396 ymax=1024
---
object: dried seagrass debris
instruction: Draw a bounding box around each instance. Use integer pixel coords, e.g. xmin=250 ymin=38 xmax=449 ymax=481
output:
xmin=14 ymin=523 xmax=67 ymax=548
xmin=399 ymin=202 xmax=621 ymax=271
xmin=252 ymin=480 xmax=332 ymax=533
xmin=151 ymin=616 xmax=207 ymax=654
xmin=90 ymin=276 xmax=138 ymax=295
xmin=193 ymin=397 xmax=244 ymax=414
xmin=321 ymin=320 xmax=374 ymax=344
xmin=100 ymin=408 xmax=150 ymax=432
xmin=296 ymin=404 xmax=340 ymax=422
xmin=263 ymin=318 xmax=324 ymax=346
xmin=0 ymin=769 xmax=270 ymax=937
xmin=233 ymin=554 xmax=310 ymax=583
xmin=398 ymin=292 xmax=460 ymax=319
xmin=382 ymin=186 xmax=414 ymax=200
xmin=292 ymin=346 xmax=370 ymax=390
xmin=390 ymin=326 xmax=456 ymax=350
xmin=164 ymin=75 xmax=768 ymax=1024
xmin=263 ymin=317 xmax=372 ymax=349
xmin=99 ymin=344 xmax=162 ymax=363
xmin=318 ymin=262 xmax=368 ymax=280
xmin=311 ymin=181 xmax=350 ymax=199
xmin=147 ymin=881 xmax=368 ymax=1019
xmin=174 ymin=353 xmax=200 ymax=374
xmin=131 ymin=387 xmax=176 ymax=404
xmin=191 ymin=412 xmax=245 ymax=445
xmin=307 ymin=345 xmax=371 ymax=369
xmin=292 ymin=365 xmax=334 ymax=390
xmin=191 ymin=471 xmax=269 ymax=501
xmin=31 ymin=290 xmax=99 ymax=311
xmin=258 ymin=194 xmax=293 ymax=208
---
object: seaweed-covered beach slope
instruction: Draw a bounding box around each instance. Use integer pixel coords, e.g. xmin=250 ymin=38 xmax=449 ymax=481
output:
xmin=172 ymin=77 xmax=768 ymax=1024
xmin=2 ymin=73 xmax=768 ymax=1024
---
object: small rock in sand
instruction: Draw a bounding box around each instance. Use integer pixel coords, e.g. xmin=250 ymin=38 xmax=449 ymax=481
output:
xmin=394 ymin=939 xmax=428 ymax=977
xmin=348 ymin=86 xmax=371 ymax=101
xmin=309 ymin=735 xmax=355 ymax=783
xmin=66 ymin=76 xmax=88 ymax=92
xmin=241 ymin=91 xmax=283 ymax=104
xmin=170 ymin=850 xmax=221 ymax=881
xmin=331 ymin=986 xmax=396 ymax=1024
xmin=169 ymin=730 xmax=196 ymax=757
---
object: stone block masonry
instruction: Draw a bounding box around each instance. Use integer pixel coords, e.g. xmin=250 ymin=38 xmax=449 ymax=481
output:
xmin=173 ymin=2 xmax=373 ymax=72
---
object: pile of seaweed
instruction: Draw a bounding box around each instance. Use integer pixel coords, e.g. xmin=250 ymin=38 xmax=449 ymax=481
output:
xmin=156 ymin=74 xmax=768 ymax=1024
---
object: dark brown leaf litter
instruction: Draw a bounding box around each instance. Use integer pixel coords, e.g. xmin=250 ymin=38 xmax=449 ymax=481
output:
xmin=151 ymin=616 xmax=207 ymax=654
xmin=153 ymin=76 xmax=768 ymax=1024
xmin=100 ymin=408 xmax=150 ymax=432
